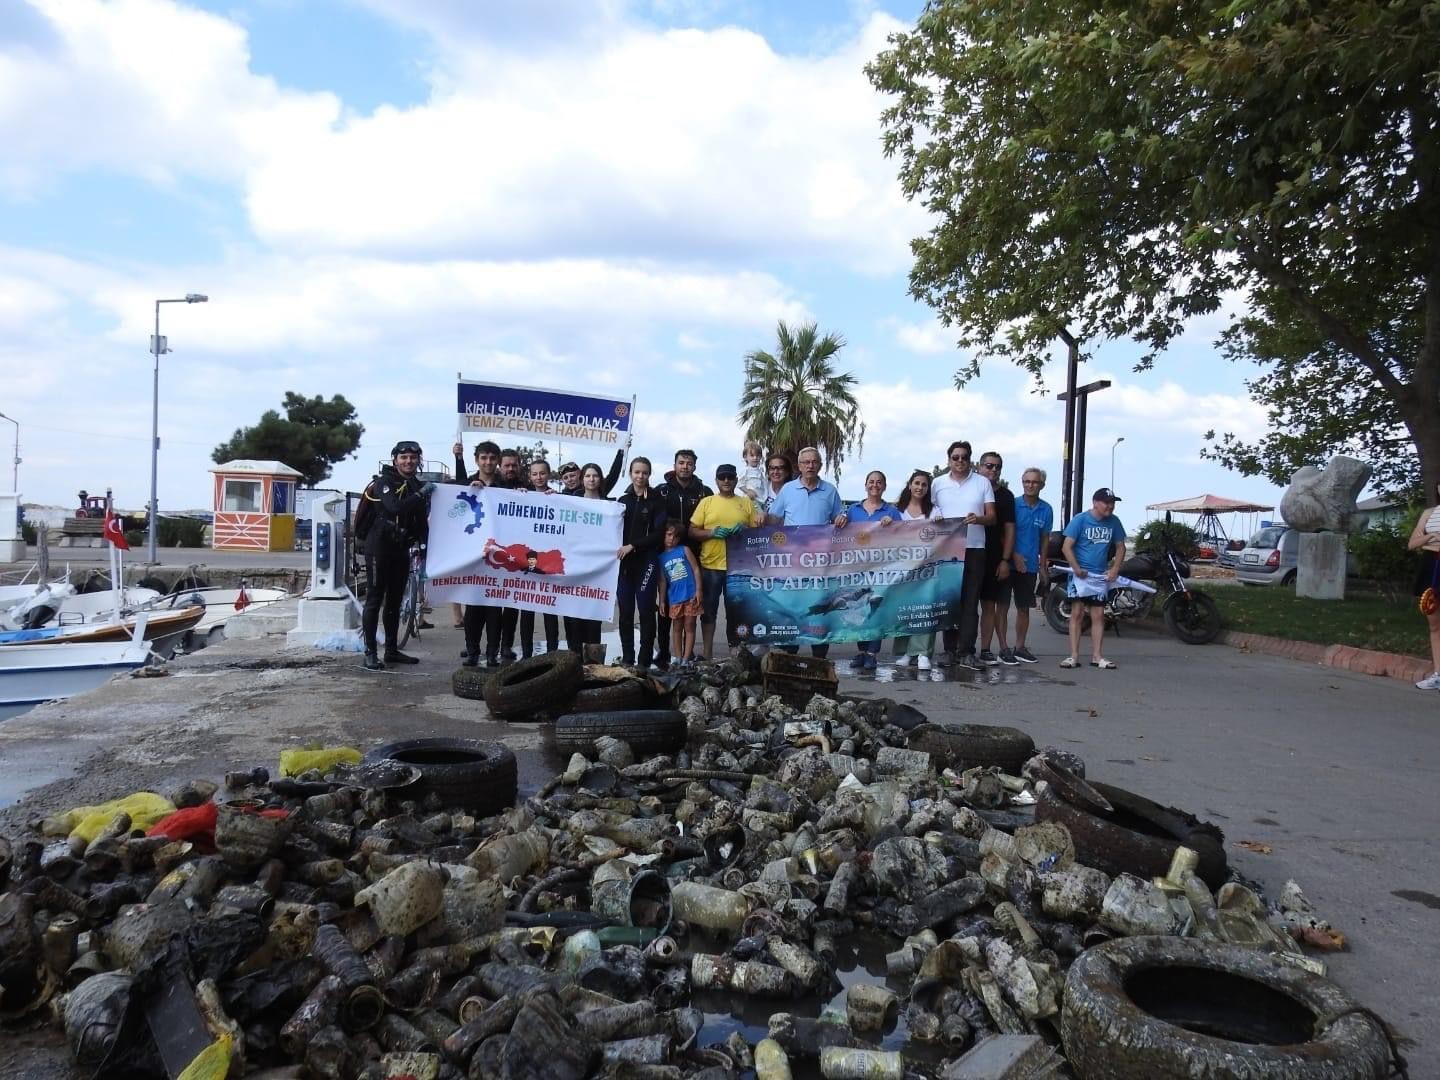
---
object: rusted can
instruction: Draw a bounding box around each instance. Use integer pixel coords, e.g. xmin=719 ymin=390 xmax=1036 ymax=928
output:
xmin=215 ymin=800 xmax=288 ymax=868
xmin=211 ymin=884 xmax=276 ymax=919
xmin=280 ymin=974 xmax=345 ymax=1057
xmin=818 ymin=1047 xmax=904 ymax=1079
xmin=845 ymin=983 xmax=897 ymax=1033
xmin=690 ymin=954 xmax=793 ymax=997
xmin=312 ymin=924 xmax=384 ymax=1029
xmin=42 ymin=912 xmax=81 ymax=975
xmin=590 ymin=865 xmax=673 ymax=932
xmin=601 ymin=1034 xmax=672 ymax=1067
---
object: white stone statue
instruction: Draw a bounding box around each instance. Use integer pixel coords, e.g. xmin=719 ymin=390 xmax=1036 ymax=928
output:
xmin=1280 ymin=456 xmax=1373 ymax=534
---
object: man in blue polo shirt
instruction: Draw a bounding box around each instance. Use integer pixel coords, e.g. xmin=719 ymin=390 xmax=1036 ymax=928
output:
xmin=1011 ymin=466 xmax=1054 ymax=664
xmin=1061 ymin=487 xmax=1126 ymax=670
xmin=765 ymin=446 xmax=849 ymax=657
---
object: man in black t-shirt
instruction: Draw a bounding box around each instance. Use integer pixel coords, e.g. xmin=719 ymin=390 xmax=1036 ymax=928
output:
xmin=977 ymin=451 xmax=1019 ymax=665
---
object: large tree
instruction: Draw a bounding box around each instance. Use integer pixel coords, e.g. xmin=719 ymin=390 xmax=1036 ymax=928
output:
xmin=212 ymin=392 xmax=364 ymax=486
xmin=867 ymin=1 xmax=1440 ymax=498
xmin=738 ymin=321 xmax=865 ymax=478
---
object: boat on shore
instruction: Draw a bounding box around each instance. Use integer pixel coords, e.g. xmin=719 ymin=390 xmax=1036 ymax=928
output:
xmin=0 ymin=605 xmax=204 ymax=656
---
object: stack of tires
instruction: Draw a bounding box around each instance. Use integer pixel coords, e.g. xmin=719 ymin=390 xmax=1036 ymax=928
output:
xmin=449 ymin=652 xmax=686 ymax=753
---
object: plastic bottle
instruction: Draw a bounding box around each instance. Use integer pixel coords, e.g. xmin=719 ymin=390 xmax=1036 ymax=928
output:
xmin=670 ymin=881 xmax=750 ymax=931
xmin=755 ymin=1038 xmax=794 ymax=1080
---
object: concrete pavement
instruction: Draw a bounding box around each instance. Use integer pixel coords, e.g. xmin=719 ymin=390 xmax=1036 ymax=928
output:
xmin=0 ymin=620 xmax=1435 ymax=1076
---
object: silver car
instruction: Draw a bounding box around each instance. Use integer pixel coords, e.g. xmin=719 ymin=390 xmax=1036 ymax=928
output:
xmin=1235 ymin=525 xmax=1297 ymax=586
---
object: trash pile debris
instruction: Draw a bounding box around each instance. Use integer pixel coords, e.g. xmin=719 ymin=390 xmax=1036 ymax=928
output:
xmin=0 ymin=653 xmax=1404 ymax=1079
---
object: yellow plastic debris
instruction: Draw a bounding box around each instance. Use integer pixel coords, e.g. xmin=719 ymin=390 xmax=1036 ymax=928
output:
xmin=278 ymin=746 xmax=361 ymax=778
xmin=43 ymin=792 xmax=177 ymax=842
xmin=177 ymin=1034 xmax=233 ymax=1080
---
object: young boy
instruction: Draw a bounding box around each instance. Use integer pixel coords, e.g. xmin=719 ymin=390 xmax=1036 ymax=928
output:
xmin=657 ymin=521 xmax=702 ymax=669
xmin=738 ymin=439 xmax=766 ymax=503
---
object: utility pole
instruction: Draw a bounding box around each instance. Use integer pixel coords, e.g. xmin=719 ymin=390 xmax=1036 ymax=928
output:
xmin=1057 ymin=379 xmax=1112 ymax=515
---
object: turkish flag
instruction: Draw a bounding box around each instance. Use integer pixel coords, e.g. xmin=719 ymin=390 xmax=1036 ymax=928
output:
xmin=234 ymin=583 xmax=250 ymax=612
xmin=103 ymin=509 xmax=130 ymax=550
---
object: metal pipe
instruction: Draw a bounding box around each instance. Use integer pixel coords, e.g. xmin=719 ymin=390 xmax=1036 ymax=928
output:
xmin=147 ymin=294 xmax=208 ymax=565
xmin=0 ymin=411 xmax=18 ymax=492
xmin=1058 ymin=330 xmax=1078 ymax=523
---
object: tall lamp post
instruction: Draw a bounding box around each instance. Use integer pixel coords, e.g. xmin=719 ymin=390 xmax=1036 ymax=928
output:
xmin=148 ymin=294 xmax=208 ymax=565
xmin=1110 ymin=436 xmax=1125 ymax=490
xmin=0 ymin=411 xmax=17 ymax=492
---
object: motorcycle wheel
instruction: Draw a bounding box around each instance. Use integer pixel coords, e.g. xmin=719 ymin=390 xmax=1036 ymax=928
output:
xmin=1044 ymin=586 xmax=1071 ymax=635
xmin=1164 ymin=590 xmax=1222 ymax=645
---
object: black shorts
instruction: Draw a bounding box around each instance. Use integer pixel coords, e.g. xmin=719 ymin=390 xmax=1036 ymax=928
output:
xmin=980 ymin=560 xmax=1014 ymax=605
xmin=1011 ymin=571 xmax=1038 ymax=609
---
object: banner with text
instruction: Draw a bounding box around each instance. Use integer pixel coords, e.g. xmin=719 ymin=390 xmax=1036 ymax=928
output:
xmin=724 ymin=519 xmax=967 ymax=645
xmin=457 ymin=380 xmax=634 ymax=449
xmin=426 ymin=485 xmax=623 ymax=621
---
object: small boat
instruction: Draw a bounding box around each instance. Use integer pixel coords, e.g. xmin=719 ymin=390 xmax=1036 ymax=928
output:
xmin=1 ymin=586 xmax=161 ymax=631
xmin=0 ymin=605 xmax=205 ymax=657
xmin=0 ymin=637 xmax=152 ymax=720
xmin=155 ymin=586 xmax=290 ymax=636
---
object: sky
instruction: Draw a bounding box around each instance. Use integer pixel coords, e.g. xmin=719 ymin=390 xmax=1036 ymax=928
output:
xmin=0 ymin=0 xmax=1294 ymax=543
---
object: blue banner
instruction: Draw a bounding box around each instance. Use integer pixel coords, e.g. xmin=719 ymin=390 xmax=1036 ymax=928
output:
xmin=457 ymin=380 xmax=634 ymax=449
xmin=724 ymin=519 xmax=968 ymax=644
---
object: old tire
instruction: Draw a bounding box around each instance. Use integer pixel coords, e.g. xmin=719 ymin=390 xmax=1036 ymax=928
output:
xmin=363 ymin=737 xmax=517 ymax=816
xmin=1043 ymin=586 xmax=1071 ymax=635
xmin=571 ymin=678 xmax=652 ymax=713
xmin=1163 ymin=590 xmax=1222 ymax=645
xmin=1036 ymin=780 xmax=1228 ymax=889
xmin=484 ymin=651 xmax=583 ymax=719
xmin=452 ymin=666 xmax=499 ymax=701
xmin=905 ymin=722 xmax=1035 ymax=773
xmin=553 ymin=710 xmax=686 ymax=755
xmin=1061 ymin=937 xmax=1392 ymax=1080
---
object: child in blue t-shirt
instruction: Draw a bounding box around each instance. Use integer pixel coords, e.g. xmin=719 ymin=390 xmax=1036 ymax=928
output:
xmin=657 ymin=521 xmax=702 ymax=668
xmin=1060 ymin=488 xmax=1127 ymax=669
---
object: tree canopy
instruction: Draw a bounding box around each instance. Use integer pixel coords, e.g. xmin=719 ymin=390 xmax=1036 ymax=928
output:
xmin=738 ymin=321 xmax=865 ymax=479
xmin=868 ymin=0 xmax=1440 ymax=498
xmin=212 ymin=392 xmax=364 ymax=486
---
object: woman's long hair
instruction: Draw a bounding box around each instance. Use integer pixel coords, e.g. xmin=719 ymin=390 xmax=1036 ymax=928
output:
xmin=896 ymin=469 xmax=934 ymax=517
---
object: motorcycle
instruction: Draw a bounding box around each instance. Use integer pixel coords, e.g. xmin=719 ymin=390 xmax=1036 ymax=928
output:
xmin=1043 ymin=543 xmax=1222 ymax=645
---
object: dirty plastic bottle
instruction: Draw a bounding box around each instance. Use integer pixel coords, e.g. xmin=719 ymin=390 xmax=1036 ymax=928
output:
xmin=818 ymin=1046 xmax=905 ymax=1079
xmin=1099 ymin=873 xmax=1177 ymax=936
xmin=1039 ymin=864 xmax=1111 ymax=921
xmin=559 ymin=930 xmax=602 ymax=976
xmin=755 ymin=1038 xmax=794 ymax=1080
xmin=670 ymin=881 xmax=751 ymax=931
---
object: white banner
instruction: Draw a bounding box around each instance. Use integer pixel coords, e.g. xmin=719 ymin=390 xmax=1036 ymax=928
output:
xmin=426 ymin=485 xmax=623 ymax=621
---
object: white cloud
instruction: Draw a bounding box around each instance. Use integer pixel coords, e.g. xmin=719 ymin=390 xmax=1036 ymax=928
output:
xmin=671 ymin=358 xmax=703 ymax=376
xmin=891 ymin=318 xmax=954 ymax=355
xmin=0 ymin=0 xmax=339 ymax=195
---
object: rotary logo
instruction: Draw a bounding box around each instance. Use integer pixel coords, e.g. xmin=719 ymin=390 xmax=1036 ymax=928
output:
xmin=772 ymin=532 xmax=787 ymax=546
xmin=856 ymin=531 xmax=872 ymax=545
xmin=614 ymin=403 xmax=629 ymax=417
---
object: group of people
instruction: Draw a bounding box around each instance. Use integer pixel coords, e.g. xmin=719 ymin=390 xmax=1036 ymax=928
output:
xmin=356 ymin=435 xmax=1130 ymax=673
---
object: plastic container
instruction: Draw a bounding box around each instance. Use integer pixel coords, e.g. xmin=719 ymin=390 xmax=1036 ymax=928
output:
xmin=670 ymin=881 xmax=751 ymax=932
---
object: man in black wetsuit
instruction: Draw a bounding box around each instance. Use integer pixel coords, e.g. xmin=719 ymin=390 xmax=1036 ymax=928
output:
xmin=360 ymin=440 xmax=434 ymax=670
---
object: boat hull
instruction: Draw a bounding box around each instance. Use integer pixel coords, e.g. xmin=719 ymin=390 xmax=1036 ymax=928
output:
xmin=0 ymin=640 xmax=151 ymax=719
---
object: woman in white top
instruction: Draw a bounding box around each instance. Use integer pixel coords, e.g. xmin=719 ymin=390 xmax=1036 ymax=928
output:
xmin=1408 ymin=481 xmax=1440 ymax=690
xmin=892 ymin=470 xmax=939 ymax=670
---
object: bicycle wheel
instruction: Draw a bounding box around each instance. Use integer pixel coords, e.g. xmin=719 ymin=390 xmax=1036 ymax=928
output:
xmin=397 ymin=572 xmax=422 ymax=648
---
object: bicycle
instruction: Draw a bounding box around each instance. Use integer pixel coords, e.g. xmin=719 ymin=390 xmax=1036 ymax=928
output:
xmin=396 ymin=542 xmax=428 ymax=649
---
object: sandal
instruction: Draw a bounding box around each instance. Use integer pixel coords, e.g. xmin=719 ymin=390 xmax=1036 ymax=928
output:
xmin=1091 ymin=658 xmax=1117 ymax=669
xmin=1059 ymin=656 xmax=1080 ymax=669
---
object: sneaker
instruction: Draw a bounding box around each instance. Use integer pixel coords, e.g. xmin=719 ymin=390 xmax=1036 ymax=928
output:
xmin=935 ymin=650 xmax=955 ymax=668
xmin=501 ymin=649 xmax=517 ymax=663
xmin=979 ymin=650 xmax=1000 ymax=666
xmin=485 ymin=656 xmax=500 ymax=668
xmin=362 ymin=651 xmax=384 ymax=671
xmin=461 ymin=653 xmax=479 ymax=668
xmin=417 ymin=618 xmax=435 ymax=629
xmin=848 ymin=654 xmax=869 ymax=672
xmin=894 ymin=654 xmax=915 ymax=668
xmin=384 ymin=649 xmax=420 ymax=665
xmin=1014 ymin=646 xmax=1038 ymax=664
xmin=916 ymin=655 xmax=932 ymax=671
xmin=957 ymin=653 xmax=982 ymax=670
xmin=1416 ymin=671 xmax=1440 ymax=690
xmin=999 ymin=649 xmax=1020 ymax=666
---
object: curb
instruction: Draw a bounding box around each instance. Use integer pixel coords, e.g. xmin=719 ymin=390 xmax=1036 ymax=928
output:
xmin=1217 ymin=629 xmax=1429 ymax=684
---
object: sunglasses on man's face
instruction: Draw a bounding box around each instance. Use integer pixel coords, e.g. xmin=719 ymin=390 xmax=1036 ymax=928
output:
xmin=950 ymin=454 xmax=970 ymax=462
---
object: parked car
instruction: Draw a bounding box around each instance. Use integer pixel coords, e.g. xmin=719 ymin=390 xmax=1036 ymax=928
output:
xmin=1235 ymin=525 xmax=1297 ymax=586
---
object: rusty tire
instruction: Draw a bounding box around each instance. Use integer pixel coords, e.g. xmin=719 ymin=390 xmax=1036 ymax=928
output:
xmin=364 ymin=737 xmax=517 ymax=816
xmin=1061 ymin=937 xmax=1393 ymax=1080
xmin=483 ymin=651 xmax=583 ymax=719
xmin=904 ymin=722 xmax=1035 ymax=773
xmin=1035 ymin=781 xmax=1228 ymax=890
xmin=553 ymin=710 xmax=686 ymax=755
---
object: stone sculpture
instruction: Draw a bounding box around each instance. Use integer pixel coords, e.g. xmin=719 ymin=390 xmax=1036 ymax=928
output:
xmin=1279 ymin=456 xmax=1372 ymax=534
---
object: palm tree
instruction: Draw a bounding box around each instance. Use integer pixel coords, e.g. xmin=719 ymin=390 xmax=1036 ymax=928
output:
xmin=737 ymin=321 xmax=865 ymax=479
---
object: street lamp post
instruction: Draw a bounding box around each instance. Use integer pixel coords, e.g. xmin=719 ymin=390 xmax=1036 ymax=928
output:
xmin=148 ymin=294 xmax=209 ymax=565
xmin=0 ymin=411 xmax=17 ymax=492
xmin=1110 ymin=436 xmax=1125 ymax=490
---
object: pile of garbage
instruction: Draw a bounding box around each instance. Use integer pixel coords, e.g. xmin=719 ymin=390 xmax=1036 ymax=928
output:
xmin=0 ymin=654 xmax=1402 ymax=1080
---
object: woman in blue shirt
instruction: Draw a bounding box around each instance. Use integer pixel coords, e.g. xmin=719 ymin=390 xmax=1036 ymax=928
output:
xmin=847 ymin=471 xmax=903 ymax=671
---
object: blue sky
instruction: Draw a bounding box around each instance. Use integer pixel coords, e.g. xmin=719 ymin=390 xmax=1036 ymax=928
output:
xmin=0 ymin=0 xmax=1290 ymax=543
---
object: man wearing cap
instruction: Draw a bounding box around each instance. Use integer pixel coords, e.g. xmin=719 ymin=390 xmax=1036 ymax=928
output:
xmin=688 ymin=465 xmax=763 ymax=659
xmin=359 ymin=440 xmax=435 ymax=671
xmin=1060 ymin=488 xmax=1127 ymax=670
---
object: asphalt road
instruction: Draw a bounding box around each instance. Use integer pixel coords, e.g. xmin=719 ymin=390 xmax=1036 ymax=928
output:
xmin=0 ymin=616 xmax=1434 ymax=1075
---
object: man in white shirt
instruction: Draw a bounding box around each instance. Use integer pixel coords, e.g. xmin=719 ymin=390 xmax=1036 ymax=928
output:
xmin=930 ymin=439 xmax=996 ymax=669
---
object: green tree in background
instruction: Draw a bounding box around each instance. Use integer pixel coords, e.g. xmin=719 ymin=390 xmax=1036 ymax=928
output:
xmin=738 ymin=321 xmax=865 ymax=479
xmin=212 ymin=392 xmax=364 ymax=486
xmin=867 ymin=1 xmax=1440 ymax=499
